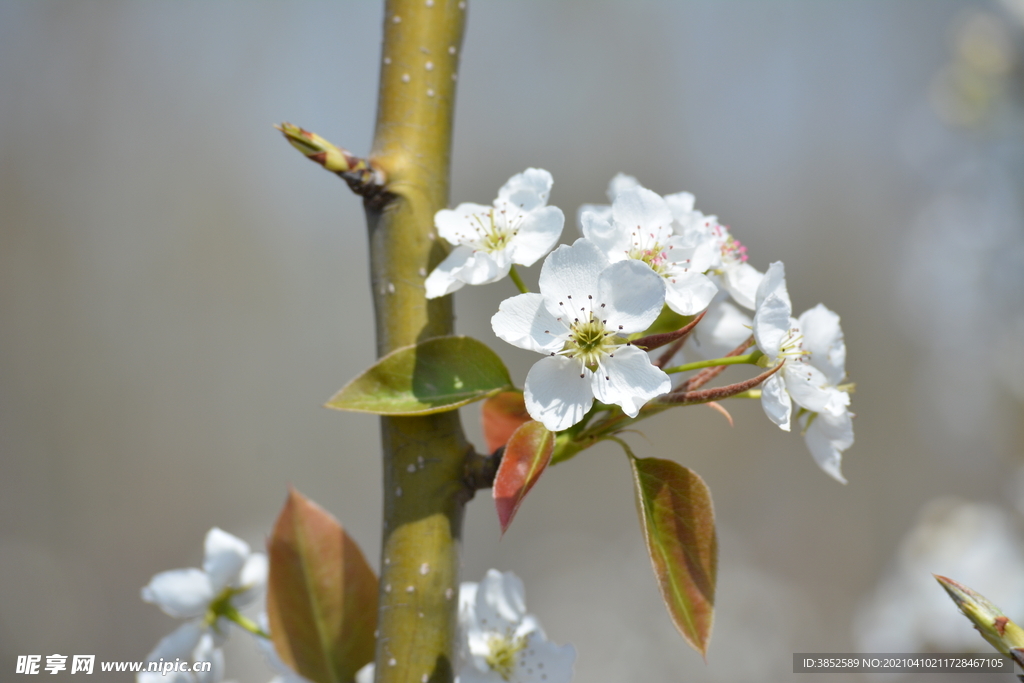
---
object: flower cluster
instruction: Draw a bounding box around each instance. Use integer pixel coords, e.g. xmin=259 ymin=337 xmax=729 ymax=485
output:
xmin=428 ymin=170 xmax=855 ymax=481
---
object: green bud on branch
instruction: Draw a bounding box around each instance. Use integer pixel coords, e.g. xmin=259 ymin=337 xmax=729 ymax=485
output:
xmin=275 ymin=122 xmax=386 ymax=201
xmin=935 ymin=575 xmax=1024 ymax=670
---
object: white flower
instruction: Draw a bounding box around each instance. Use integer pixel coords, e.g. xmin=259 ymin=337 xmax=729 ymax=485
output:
xmin=580 ymin=186 xmax=719 ymax=316
xmin=668 ymin=197 xmax=763 ymax=310
xmin=425 ymin=168 xmax=565 ymax=298
xmin=575 ymin=172 xmax=640 ymax=226
xmin=140 ymin=528 xmax=267 ymax=668
xmin=491 ymin=238 xmax=671 ymax=431
xmin=752 ymin=263 xmax=853 ymax=482
xmin=458 ymin=570 xmax=575 ymax=683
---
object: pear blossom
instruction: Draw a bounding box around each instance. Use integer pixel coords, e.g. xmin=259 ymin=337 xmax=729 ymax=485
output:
xmin=458 ymin=570 xmax=575 ymax=683
xmin=140 ymin=528 xmax=267 ymax=669
xmin=425 ymin=168 xmax=565 ymax=298
xmin=752 ymin=262 xmax=853 ymax=481
xmin=580 ymin=186 xmax=719 ymax=316
xmin=491 ymin=238 xmax=671 ymax=431
xmin=667 ymin=195 xmax=763 ymax=310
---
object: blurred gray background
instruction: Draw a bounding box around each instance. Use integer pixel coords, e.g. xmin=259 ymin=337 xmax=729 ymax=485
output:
xmin=3 ymin=2 xmax=1024 ymax=682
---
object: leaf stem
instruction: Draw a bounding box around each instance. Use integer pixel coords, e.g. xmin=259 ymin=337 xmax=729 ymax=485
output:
xmin=508 ymin=264 xmax=530 ymax=294
xmin=662 ymin=351 xmax=763 ymax=375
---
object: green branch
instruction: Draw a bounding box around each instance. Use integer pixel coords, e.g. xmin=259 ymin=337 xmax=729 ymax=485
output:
xmin=361 ymin=2 xmax=470 ymax=682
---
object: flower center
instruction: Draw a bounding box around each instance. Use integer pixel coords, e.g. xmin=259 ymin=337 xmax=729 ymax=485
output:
xmin=485 ymin=632 xmax=527 ymax=681
xmin=720 ymin=234 xmax=748 ymax=265
xmin=627 ymin=242 xmax=670 ymax=275
xmin=469 ymin=205 xmax=521 ymax=254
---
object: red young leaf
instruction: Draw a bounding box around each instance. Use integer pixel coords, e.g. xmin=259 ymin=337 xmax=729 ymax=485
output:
xmin=266 ymin=487 xmax=377 ymax=683
xmin=630 ymin=456 xmax=717 ymax=658
xmin=482 ymin=390 xmax=531 ymax=453
xmin=493 ymin=420 xmax=554 ymax=534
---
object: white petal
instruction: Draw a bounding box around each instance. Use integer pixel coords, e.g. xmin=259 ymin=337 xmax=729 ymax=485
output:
xmin=606 ymin=172 xmax=640 ymax=201
xmin=803 ymin=410 xmax=853 ymax=484
xmin=597 ymin=260 xmax=666 ymax=333
xmin=203 ymin=528 xmax=250 ymax=593
xmin=192 ymin=634 xmax=226 ymax=683
xmin=784 ymin=362 xmax=850 ymax=415
xmin=508 ymin=206 xmax=564 ymax=267
xmin=580 ymin=212 xmax=629 ymax=261
xmin=664 ymin=271 xmax=718 ymax=316
xmin=663 ymin=191 xmax=696 ymax=218
xmin=491 ymin=293 xmax=565 ymax=354
xmin=524 ymin=355 xmax=594 ymax=432
xmin=474 ymin=570 xmax=527 ymax=626
xmin=576 ymin=203 xmax=612 ymax=234
xmin=145 ymin=621 xmax=206 ymax=662
xmin=799 ymin=303 xmax=846 ymax=385
xmin=435 ymin=203 xmax=492 ymax=245
xmin=721 ymin=261 xmax=763 ymax=310
xmin=513 ymin=634 xmax=576 ymax=683
xmin=752 ymin=292 xmax=791 ymax=360
xmin=611 ymin=187 xmax=672 ymax=236
xmin=753 ymin=261 xmax=789 ymax=312
xmin=760 ymin=373 xmax=792 ymax=431
xmin=592 ymin=345 xmax=671 ymax=417
xmin=497 ymin=168 xmax=553 ymax=213
xmin=537 ymin=239 xmax=608 ymax=317
xmin=688 ymin=300 xmax=752 ymax=360
xmin=424 ymin=247 xmax=472 ymax=299
xmin=459 ymin=250 xmax=508 ymax=286
xmin=141 ymin=568 xmax=214 ymax=619
xmin=231 ymin=552 xmax=268 ymax=607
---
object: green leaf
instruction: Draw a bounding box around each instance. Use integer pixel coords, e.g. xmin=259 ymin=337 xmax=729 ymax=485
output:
xmin=481 ymin=390 xmax=531 ymax=453
xmin=266 ymin=487 xmax=378 ymax=683
xmin=326 ymin=336 xmax=513 ymax=415
xmin=629 ymin=454 xmax=717 ymax=658
xmin=493 ymin=420 xmax=554 ymax=535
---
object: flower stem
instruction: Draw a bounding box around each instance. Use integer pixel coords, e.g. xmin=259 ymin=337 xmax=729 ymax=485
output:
xmin=363 ymin=2 xmax=470 ymax=682
xmin=508 ymin=265 xmax=530 ymax=294
xmin=662 ymin=351 xmax=763 ymax=375
xmin=223 ymin=606 xmax=270 ymax=639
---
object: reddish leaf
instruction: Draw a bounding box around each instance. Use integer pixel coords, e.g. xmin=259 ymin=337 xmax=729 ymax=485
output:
xmin=267 ymin=488 xmax=377 ymax=683
xmin=481 ymin=390 xmax=531 ymax=453
xmin=630 ymin=456 xmax=717 ymax=658
xmin=493 ymin=420 xmax=554 ymax=534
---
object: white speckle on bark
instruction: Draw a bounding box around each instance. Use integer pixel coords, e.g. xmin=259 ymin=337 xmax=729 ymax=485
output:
xmin=406 ymin=585 xmax=415 ymax=593
xmin=419 ymin=562 xmax=430 ymax=575
xmin=445 ymin=587 xmax=454 ymax=599
xmin=425 ymin=61 xmax=434 ymax=71
xmin=401 ymin=73 xmax=411 ymax=83
xmin=389 ymin=658 xmax=397 ymax=667
xmin=392 ymin=15 xmax=401 ymax=23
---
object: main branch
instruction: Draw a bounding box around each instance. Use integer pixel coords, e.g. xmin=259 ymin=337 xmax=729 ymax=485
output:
xmin=364 ymin=2 xmax=469 ymax=682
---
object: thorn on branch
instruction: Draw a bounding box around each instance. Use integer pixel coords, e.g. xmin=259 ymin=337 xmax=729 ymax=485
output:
xmin=275 ymin=122 xmax=389 ymax=205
